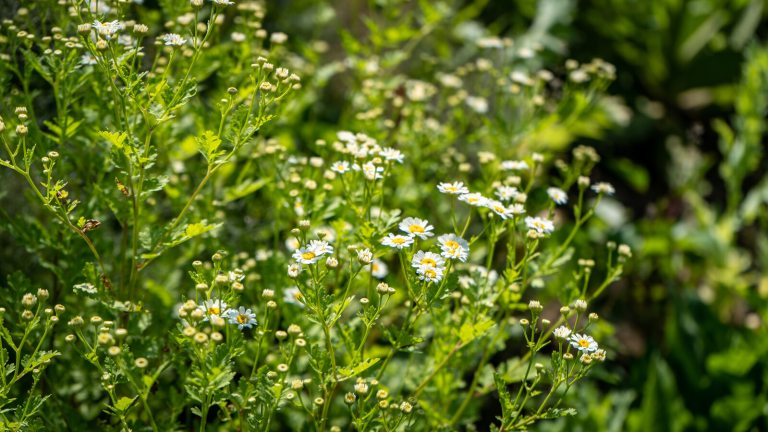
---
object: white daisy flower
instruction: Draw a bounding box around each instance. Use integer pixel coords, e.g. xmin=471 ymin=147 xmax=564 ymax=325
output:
xmin=437 ymin=234 xmax=470 ymax=262
xmin=198 ymin=299 xmax=228 ymax=321
xmin=525 ymin=216 xmax=554 ymax=234
xmin=416 ymin=264 xmax=444 ymax=283
xmin=591 ymin=182 xmax=615 ymax=195
xmin=362 ymin=162 xmax=384 ymax=181
xmin=547 ymin=187 xmax=568 ymax=205
xmin=569 ymin=333 xmax=598 ymax=353
xmin=225 ymin=306 xmax=257 ymax=329
xmin=307 ymin=240 xmax=334 ymax=256
xmin=553 ymin=326 xmax=572 ymax=340
xmin=509 ymin=204 xmax=526 ymax=215
xmin=458 ymin=193 xmax=488 ymax=207
xmin=379 ymin=147 xmax=404 ymax=163
xmin=228 ymin=271 xmax=244 ymax=282
xmin=486 ymin=200 xmax=516 ymax=220
xmin=500 ymin=160 xmax=529 ymax=171
xmin=292 ymin=246 xmax=321 ymax=264
xmin=411 ymin=251 xmax=445 ymax=269
xmin=437 ymin=181 xmax=469 ymax=195
xmin=79 ymin=53 xmax=97 ymax=66
xmin=495 ymin=185 xmax=519 ymax=201
xmin=369 ymin=259 xmax=388 ymax=279
xmin=399 ymin=217 xmax=434 ymax=239
xmin=330 ymin=161 xmax=350 ymax=174
xmin=93 ymin=20 xmax=123 ymax=38
xmin=283 ymin=287 xmax=304 ymax=307
xmin=381 ymin=233 xmax=414 ymax=249
xmin=161 ymin=33 xmax=187 ymax=46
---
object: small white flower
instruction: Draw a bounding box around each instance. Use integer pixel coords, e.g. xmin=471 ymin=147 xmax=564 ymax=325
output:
xmin=330 ymin=160 xmax=350 ymax=174
xmin=508 ymin=204 xmax=526 ymax=215
xmin=93 ymin=20 xmax=123 ymax=38
xmin=379 ymin=147 xmax=404 ymax=163
xmin=411 ymin=251 xmax=445 ymax=269
xmin=362 ymin=162 xmax=384 ymax=181
xmin=437 ymin=234 xmax=469 ymax=262
xmin=307 ymin=240 xmax=333 ymax=256
xmin=369 ymin=259 xmax=388 ymax=279
xmin=500 ymin=160 xmax=529 ymax=171
xmin=569 ymin=333 xmax=598 ymax=353
xmin=381 ymin=233 xmax=414 ymax=249
xmin=283 ymin=287 xmax=304 ymax=307
xmin=399 ymin=217 xmax=434 ymax=239
xmin=79 ymin=53 xmax=98 ymax=66
xmin=486 ymin=200 xmax=516 ymax=220
xmin=225 ymin=307 xmax=257 ymax=329
xmin=547 ymin=187 xmax=568 ymax=205
xmin=553 ymin=326 xmax=572 ymax=340
xmin=458 ymin=192 xmax=488 ymax=207
xmin=161 ymin=33 xmax=187 ymax=46
xmin=437 ymin=181 xmax=469 ymax=195
xmin=495 ymin=186 xmax=519 ymax=201
xmin=357 ymin=248 xmax=373 ymax=264
xmin=466 ymin=96 xmax=488 ymax=113
xmin=212 ymin=0 xmax=235 ymax=5
xmin=198 ymin=299 xmax=228 ymax=321
xmin=525 ymin=216 xmax=554 ymax=234
xmin=416 ymin=264 xmax=444 ymax=283
xmin=287 ymin=263 xmax=301 ymax=278
xmin=293 ymin=247 xmax=321 ymax=264
xmin=591 ymin=182 xmax=615 ymax=195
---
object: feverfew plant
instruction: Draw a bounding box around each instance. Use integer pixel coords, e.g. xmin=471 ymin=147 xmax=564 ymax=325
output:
xmin=0 ymin=1 xmax=628 ymax=431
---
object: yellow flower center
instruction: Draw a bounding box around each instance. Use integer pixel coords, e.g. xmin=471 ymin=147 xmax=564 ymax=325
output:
xmin=409 ymin=225 xmax=425 ymax=233
xmin=425 ymin=269 xmax=436 ymax=278
xmin=372 ymin=263 xmax=380 ymax=271
xmin=207 ymin=307 xmax=220 ymax=315
xmin=392 ymin=237 xmax=406 ymax=244
xmin=578 ymin=339 xmax=589 ymax=348
xmin=420 ymin=258 xmax=437 ymax=267
xmin=301 ymin=251 xmax=316 ymax=260
xmin=237 ymin=314 xmax=248 ymax=324
xmin=444 ymin=240 xmax=459 ymax=249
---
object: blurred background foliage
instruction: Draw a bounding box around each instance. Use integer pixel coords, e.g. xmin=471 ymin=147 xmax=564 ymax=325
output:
xmin=0 ymin=0 xmax=766 ymax=430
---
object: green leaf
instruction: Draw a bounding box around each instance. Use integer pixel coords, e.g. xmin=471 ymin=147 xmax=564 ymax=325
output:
xmin=99 ymin=130 xmax=128 ymax=150
xmin=457 ymin=318 xmax=496 ymax=346
xmin=337 ymin=358 xmax=380 ymax=381
xmin=113 ymin=396 xmax=137 ymax=413
xmin=197 ymin=130 xmax=222 ymax=162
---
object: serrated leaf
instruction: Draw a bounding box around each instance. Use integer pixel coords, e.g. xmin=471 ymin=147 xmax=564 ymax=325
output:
xmin=457 ymin=319 xmax=496 ymax=345
xmin=337 ymin=358 xmax=380 ymax=381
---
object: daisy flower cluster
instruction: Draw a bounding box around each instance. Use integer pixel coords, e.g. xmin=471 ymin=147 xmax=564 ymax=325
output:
xmin=328 ymin=131 xmax=404 ymax=181
xmin=179 ymin=298 xmax=258 ymax=331
xmin=439 ymin=182 xmax=526 ymax=220
xmin=380 ymin=215 xmax=471 ymax=285
xmin=291 ymin=239 xmax=334 ymax=265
